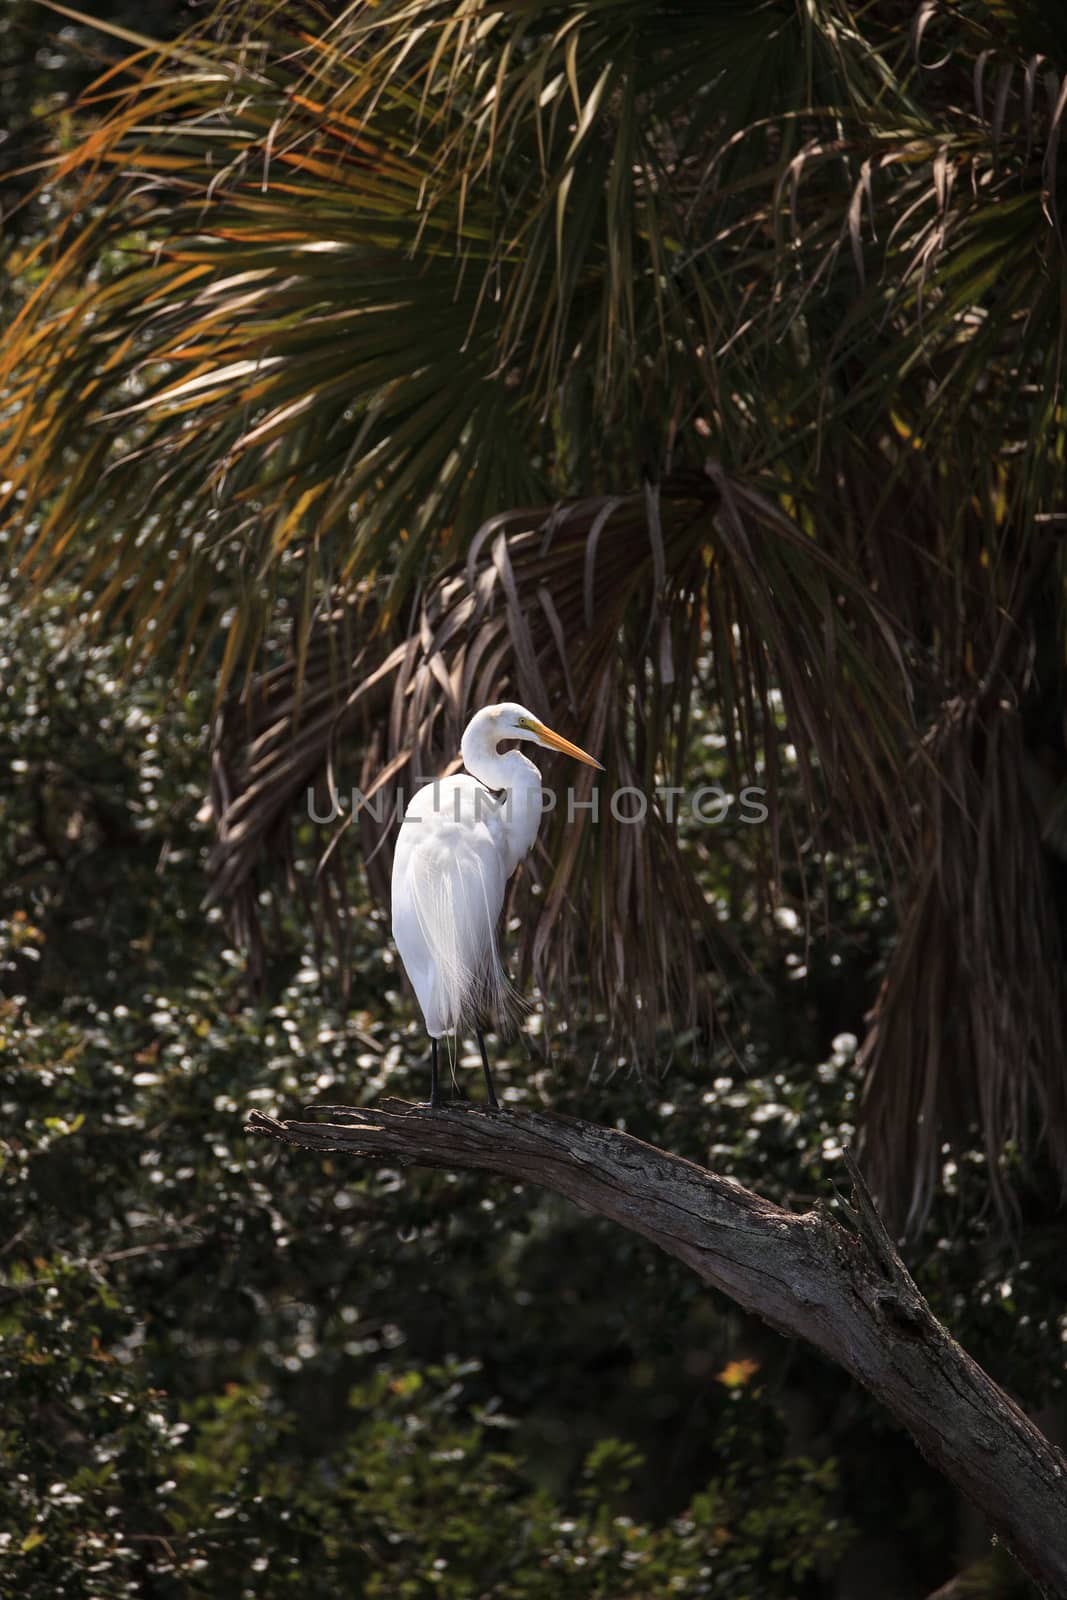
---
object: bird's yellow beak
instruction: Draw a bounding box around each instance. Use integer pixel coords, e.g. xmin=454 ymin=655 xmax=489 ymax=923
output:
xmin=529 ymin=720 xmax=604 ymax=771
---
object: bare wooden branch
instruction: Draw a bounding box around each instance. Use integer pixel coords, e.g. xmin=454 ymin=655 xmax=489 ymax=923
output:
xmin=246 ymin=1100 xmax=1067 ymax=1597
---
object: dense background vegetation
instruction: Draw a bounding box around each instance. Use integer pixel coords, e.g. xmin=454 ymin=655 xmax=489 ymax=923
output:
xmin=4 ymin=585 xmax=1064 ymax=1597
xmin=3 ymin=2 xmax=1067 ymax=1595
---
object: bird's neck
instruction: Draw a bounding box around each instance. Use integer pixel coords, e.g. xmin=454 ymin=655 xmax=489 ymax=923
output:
xmin=461 ymin=722 xmax=541 ymax=796
xmin=461 ymin=717 xmax=545 ymax=871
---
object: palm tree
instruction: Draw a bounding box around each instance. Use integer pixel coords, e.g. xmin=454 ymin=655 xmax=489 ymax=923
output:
xmin=4 ymin=0 xmax=1067 ymax=1224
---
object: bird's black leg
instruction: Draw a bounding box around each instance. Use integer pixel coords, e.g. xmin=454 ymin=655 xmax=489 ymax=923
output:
xmin=475 ymin=1028 xmax=500 ymax=1110
xmin=429 ymin=1037 xmax=442 ymax=1108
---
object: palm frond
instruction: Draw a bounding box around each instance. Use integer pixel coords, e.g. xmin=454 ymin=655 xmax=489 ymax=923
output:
xmin=860 ymin=682 xmax=1067 ymax=1231
xmin=209 ymin=466 xmax=913 ymax=1046
xmin=0 ymin=12 xmax=545 ymax=694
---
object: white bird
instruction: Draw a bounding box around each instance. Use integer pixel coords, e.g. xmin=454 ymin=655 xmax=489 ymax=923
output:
xmin=391 ymin=702 xmax=603 ymax=1108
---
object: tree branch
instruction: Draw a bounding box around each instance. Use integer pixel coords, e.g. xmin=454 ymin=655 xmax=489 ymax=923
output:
xmin=246 ymin=1101 xmax=1067 ymax=1597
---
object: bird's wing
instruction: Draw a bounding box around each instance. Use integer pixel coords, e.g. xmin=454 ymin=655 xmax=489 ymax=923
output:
xmin=392 ymin=777 xmax=517 ymax=1035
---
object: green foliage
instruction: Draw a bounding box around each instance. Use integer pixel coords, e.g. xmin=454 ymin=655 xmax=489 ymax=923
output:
xmin=1 ymin=589 xmax=1060 ymax=1598
xmin=0 ymin=598 xmax=859 ymax=1595
xmin=2 ymin=1336 xmax=847 ymax=1600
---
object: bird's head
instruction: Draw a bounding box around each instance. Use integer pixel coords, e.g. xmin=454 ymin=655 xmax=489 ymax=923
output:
xmin=484 ymin=703 xmax=604 ymax=769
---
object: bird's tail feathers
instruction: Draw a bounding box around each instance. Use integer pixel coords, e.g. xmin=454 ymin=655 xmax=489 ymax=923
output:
xmin=407 ymin=849 xmax=525 ymax=1036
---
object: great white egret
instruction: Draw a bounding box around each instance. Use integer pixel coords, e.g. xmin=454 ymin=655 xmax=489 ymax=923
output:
xmin=391 ymin=702 xmax=603 ymax=1108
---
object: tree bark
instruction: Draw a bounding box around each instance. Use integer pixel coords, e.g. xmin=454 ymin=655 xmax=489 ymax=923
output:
xmin=246 ymin=1100 xmax=1067 ymax=1597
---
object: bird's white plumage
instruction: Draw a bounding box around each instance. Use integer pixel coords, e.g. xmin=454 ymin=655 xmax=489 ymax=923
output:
xmin=392 ymin=773 xmax=515 ymax=1035
xmin=390 ymin=703 xmax=601 ymax=1041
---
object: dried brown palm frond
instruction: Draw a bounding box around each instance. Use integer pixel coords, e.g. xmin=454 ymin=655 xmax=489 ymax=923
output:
xmin=860 ymin=688 xmax=1067 ymax=1231
xmin=205 ymin=591 xmax=408 ymax=989
xmin=858 ymin=531 xmax=1067 ymax=1229
xmin=209 ymin=467 xmax=913 ymax=1047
